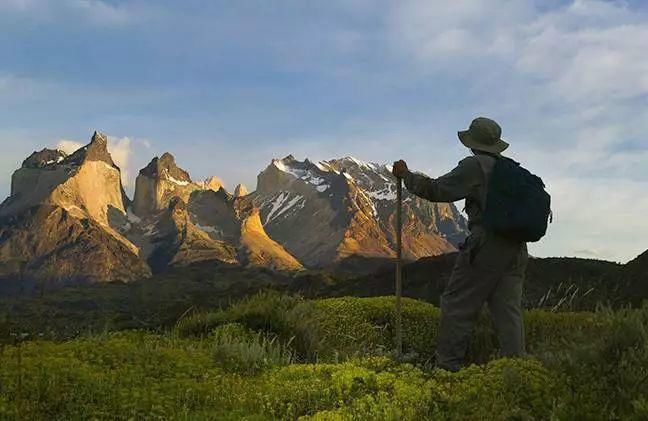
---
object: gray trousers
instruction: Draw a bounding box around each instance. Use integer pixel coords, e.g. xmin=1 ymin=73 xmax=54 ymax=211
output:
xmin=436 ymin=229 xmax=528 ymax=372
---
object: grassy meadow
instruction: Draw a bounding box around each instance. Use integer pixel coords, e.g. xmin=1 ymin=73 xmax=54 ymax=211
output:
xmin=1 ymin=292 xmax=647 ymax=419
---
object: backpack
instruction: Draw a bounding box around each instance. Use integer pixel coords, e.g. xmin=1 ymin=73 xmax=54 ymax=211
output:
xmin=482 ymin=155 xmax=551 ymax=242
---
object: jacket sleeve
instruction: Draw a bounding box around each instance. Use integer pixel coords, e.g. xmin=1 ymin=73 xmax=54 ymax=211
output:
xmin=403 ymin=158 xmax=480 ymax=203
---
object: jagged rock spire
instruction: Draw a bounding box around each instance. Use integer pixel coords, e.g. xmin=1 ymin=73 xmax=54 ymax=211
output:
xmin=91 ymin=130 xmax=108 ymax=145
xmin=140 ymin=152 xmax=192 ymax=183
xmin=203 ymin=176 xmax=224 ymax=192
xmin=234 ymin=184 xmax=249 ymax=197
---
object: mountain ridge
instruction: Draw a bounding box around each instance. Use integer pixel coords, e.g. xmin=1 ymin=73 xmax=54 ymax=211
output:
xmin=0 ymin=132 xmax=469 ymax=286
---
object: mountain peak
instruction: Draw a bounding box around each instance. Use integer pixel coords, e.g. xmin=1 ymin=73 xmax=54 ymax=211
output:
xmin=22 ymin=148 xmax=67 ymax=169
xmin=140 ymin=153 xmax=191 ymax=183
xmin=202 ymin=176 xmax=224 ymax=192
xmin=159 ymin=152 xmax=176 ymax=164
xmin=259 ymin=154 xmax=336 ymax=195
xmin=133 ymin=153 xmax=196 ymax=216
xmin=271 ymin=155 xmax=298 ymax=170
xmin=63 ymin=130 xmax=114 ymax=167
xmin=234 ymin=184 xmax=249 ymax=197
xmin=91 ymin=130 xmax=108 ymax=145
xmin=336 ymin=156 xmax=379 ymax=170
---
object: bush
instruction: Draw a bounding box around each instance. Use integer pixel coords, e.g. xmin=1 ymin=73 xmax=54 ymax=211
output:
xmin=427 ymin=358 xmax=561 ymax=420
xmin=176 ymin=291 xmax=324 ymax=361
xmin=541 ymin=305 xmax=648 ymax=419
xmin=313 ymin=296 xmax=440 ymax=360
xmin=210 ymin=323 xmax=294 ymax=374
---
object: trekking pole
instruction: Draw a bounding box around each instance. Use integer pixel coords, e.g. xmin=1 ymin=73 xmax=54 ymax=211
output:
xmin=395 ymin=176 xmax=403 ymax=358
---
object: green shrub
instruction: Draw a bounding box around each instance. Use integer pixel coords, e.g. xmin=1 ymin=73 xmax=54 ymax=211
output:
xmin=542 ymin=305 xmax=648 ymax=419
xmin=0 ymin=331 xmax=241 ymax=420
xmin=210 ymin=323 xmax=294 ymax=374
xmin=302 ymin=357 xmax=560 ymax=421
xmin=176 ymin=291 xmax=324 ymax=361
xmin=313 ymin=296 xmax=441 ymax=360
xmin=175 ymin=309 xmax=229 ymax=338
xmin=427 ymin=358 xmax=561 ymax=420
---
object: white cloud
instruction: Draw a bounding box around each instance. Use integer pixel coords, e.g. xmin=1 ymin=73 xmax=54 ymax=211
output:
xmin=390 ymin=0 xmax=648 ymax=103
xmin=107 ymin=136 xmax=133 ymax=187
xmin=57 ymin=139 xmax=83 ymax=155
xmin=0 ymin=0 xmax=136 ymax=26
xmin=389 ymin=0 xmax=533 ymax=60
xmin=528 ymin=176 xmax=648 ymax=263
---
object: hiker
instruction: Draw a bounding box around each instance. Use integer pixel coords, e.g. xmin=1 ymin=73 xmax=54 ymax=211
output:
xmin=392 ymin=117 xmax=550 ymax=372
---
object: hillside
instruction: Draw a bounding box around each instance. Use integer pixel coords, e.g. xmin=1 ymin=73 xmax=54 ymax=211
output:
xmin=310 ymin=253 xmax=623 ymax=310
xmin=1 ymin=250 xmax=641 ymax=342
xmin=620 ymin=250 xmax=648 ymax=305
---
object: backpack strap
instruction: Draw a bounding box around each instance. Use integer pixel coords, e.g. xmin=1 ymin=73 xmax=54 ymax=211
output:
xmin=473 ymin=153 xmax=497 ymax=213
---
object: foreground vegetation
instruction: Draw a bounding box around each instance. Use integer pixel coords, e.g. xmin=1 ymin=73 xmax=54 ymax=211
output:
xmin=1 ymin=292 xmax=647 ymax=419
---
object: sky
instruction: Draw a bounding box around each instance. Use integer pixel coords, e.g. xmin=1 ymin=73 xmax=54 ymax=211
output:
xmin=0 ymin=0 xmax=646 ymax=263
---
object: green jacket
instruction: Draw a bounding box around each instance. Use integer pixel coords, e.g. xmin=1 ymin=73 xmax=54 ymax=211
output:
xmin=403 ymin=154 xmax=496 ymax=231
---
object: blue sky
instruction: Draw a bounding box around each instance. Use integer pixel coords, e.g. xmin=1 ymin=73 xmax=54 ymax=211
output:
xmin=1 ymin=0 xmax=647 ymax=262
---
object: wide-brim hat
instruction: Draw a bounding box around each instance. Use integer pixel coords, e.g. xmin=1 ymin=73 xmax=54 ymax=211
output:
xmin=458 ymin=117 xmax=509 ymax=154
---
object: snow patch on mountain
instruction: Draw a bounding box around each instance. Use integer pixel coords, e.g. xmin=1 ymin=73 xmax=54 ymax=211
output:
xmin=366 ymin=187 xmax=397 ymax=201
xmin=272 ymin=158 xmax=331 ymax=192
xmin=195 ymin=223 xmax=222 ymax=235
xmin=264 ymin=192 xmax=305 ymax=225
xmin=163 ymin=169 xmax=190 ymax=186
xmin=344 ymin=156 xmax=378 ymax=171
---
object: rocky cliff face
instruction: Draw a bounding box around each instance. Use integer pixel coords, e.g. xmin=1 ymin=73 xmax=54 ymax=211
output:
xmin=234 ymin=200 xmax=303 ymax=271
xmin=250 ymin=155 xmax=467 ymax=268
xmin=234 ymin=184 xmax=248 ymax=197
xmin=4 ymin=132 xmax=128 ymax=227
xmin=324 ymin=157 xmax=467 ymax=258
xmin=146 ymin=196 xmax=238 ymax=272
xmin=0 ymin=205 xmax=150 ymax=285
xmin=0 ymin=138 xmax=469 ymax=286
xmin=0 ymin=132 xmax=149 ymax=285
xmin=127 ymin=153 xmax=302 ymax=273
xmin=133 ymin=153 xmax=202 ymax=217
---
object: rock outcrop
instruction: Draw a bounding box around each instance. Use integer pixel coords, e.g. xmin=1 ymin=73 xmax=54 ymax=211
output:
xmin=234 ymin=184 xmax=248 ymax=197
xmin=130 ymin=157 xmax=302 ymax=273
xmin=0 ymin=132 xmax=149 ymax=285
xmin=146 ymin=197 xmax=238 ymax=272
xmin=132 ymin=153 xmax=201 ymax=217
xmin=235 ymin=201 xmax=303 ymax=271
xmin=0 ymin=205 xmax=150 ymax=286
xmin=201 ymin=176 xmax=225 ymax=192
